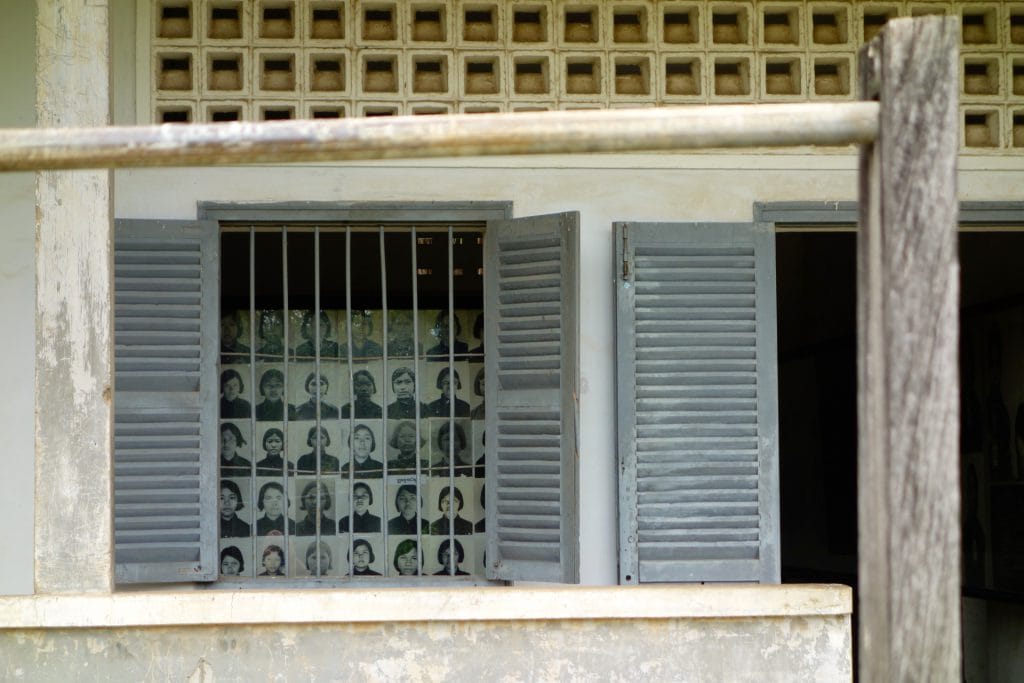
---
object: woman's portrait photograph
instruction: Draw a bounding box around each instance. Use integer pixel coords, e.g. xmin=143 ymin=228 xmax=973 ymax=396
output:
xmin=430 ymin=419 xmax=473 ymax=475
xmin=391 ymin=538 xmax=422 ymax=577
xmin=219 ymin=422 xmax=252 ymax=476
xmin=296 ymin=539 xmax=338 ymax=577
xmin=428 ymin=485 xmax=474 ymax=536
xmin=423 ymin=310 xmax=469 ymax=358
xmin=257 ymin=542 xmax=287 ymax=577
xmin=341 ymin=368 xmax=383 ymax=419
xmin=220 ymin=310 xmax=251 ymax=364
xmin=473 ymin=426 xmax=486 ymax=479
xmin=254 ymin=367 xmax=296 ymax=421
xmin=469 ymin=311 xmax=484 ymax=356
xmin=294 ymin=479 xmax=335 ymax=536
xmin=337 ymin=480 xmax=383 ymax=533
xmin=386 ymin=420 xmax=429 ymax=473
xmin=470 ymin=366 xmax=485 ymax=420
xmin=295 ymin=309 xmax=340 ymax=359
xmin=219 ymin=368 xmax=252 ymax=419
xmin=219 ymin=541 xmax=251 ymax=578
xmin=425 ymin=366 xmax=470 ymax=418
xmin=255 ymin=310 xmax=289 ymax=358
xmin=387 ymin=483 xmax=428 ymax=535
xmin=431 ymin=538 xmax=470 ymax=576
xmin=293 ymin=370 xmax=340 ymax=420
xmin=294 ymin=425 xmax=341 ymax=475
xmin=385 ymin=367 xmax=428 ymax=420
xmin=349 ymin=537 xmax=382 ymax=576
xmin=254 ymin=426 xmax=293 ymax=476
xmin=387 ymin=309 xmax=420 ymax=358
xmin=339 ymin=309 xmax=383 ymax=360
xmin=255 ymin=480 xmax=296 ymax=536
xmin=347 ymin=423 xmax=384 ymax=477
xmin=219 ymin=478 xmax=251 ymax=538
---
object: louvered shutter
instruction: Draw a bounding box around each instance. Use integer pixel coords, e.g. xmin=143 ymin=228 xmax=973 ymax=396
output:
xmin=484 ymin=212 xmax=579 ymax=583
xmin=114 ymin=219 xmax=219 ymax=583
xmin=616 ymin=222 xmax=779 ymax=584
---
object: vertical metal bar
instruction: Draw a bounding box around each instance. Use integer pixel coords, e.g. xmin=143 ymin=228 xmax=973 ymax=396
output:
xmin=281 ymin=226 xmax=291 ymax=576
xmin=247 ymin=225 xmax=258 ymax=579
xmin=447 ymin=225 xmax=456 ymax=577
xmin=412 ymin=227 xmax=423 ymax=576
xmin=378 ymin=226 xmax=396 ymax=573
xmin=313 ymin=226 xmax=322 ymax=578
xmin=344 ymin=226 xmax=355 ymax=578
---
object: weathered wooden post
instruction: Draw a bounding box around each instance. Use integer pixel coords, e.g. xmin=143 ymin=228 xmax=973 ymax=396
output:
xmin=857 ymin=17 xmax=961 ymax=681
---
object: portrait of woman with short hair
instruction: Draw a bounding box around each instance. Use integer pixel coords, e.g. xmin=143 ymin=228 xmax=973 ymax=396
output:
xmin=429 ymin=486 xmax=473 ymax=536
xmin=219 ymin=423 xmax=252 ymax=475
xmin=426 ymin=367 xmax=470 ymax=418
xmin=220 ymin=310 xmax=251 ymax=364
xmin=219 ymin=480 xmax=251 ymax=538
xmin=255 ymin=428 xmax=293 ymax=476
xmin=255 ymin=310 xmax=289 ymax=358
xmin=348 ymin=423 xmax=383 ymax=477
xmin=255 ymin=369 xmax=296 ymax=421
xmin=294 ymin=372 xmax=340 ymax=420
xmin=339 ymin=310 xmax=383 ymax=360
xmin=469 ymin=312 xmax=484 ymax=356
xmin=430 ymin=421 xmax=472 ymax=476
xmin=470 ymin=367 xmax=485 ymax=420
xmin=295 ymin=310 xmax=339 ymax=359
xmin=386 ymin=421 xmax=428 ymax=473
xmin=220 ymin=545 xmax=245 ymax=576
xmin=258 ymin=544 xmax=286 ymax=577
xmin=385 ymin=367 xmax=428 ymax=420
xmin=295 ymin=425 xmax=341 ymax=475
xmin=434 ymin=539 xmax=470 ymax=576
xmin=295 ymin=480 xmax=334 ymax=536
xmin=393 ymin=538 xmax=422 ymax=576
xmin=338 ymin=481 xmax=382 ymax=533
xmin=349 ymin=538 xmax=381 ymax=576
xmin=341 ymin=369 xmax=383 ymax=419
xmin=387 ymin=484 xmax=428 ymax=535
xmin=425 ymin=310 xmax=468 ymax=358
xmin=255 ymin=482 xmax=296 ymax=536
xmin=220 ymin=369 xmax=252 ymax=419
xmin=304 ymin=541 xmax=334 ymax=576
xmin=387 ymin=310 xmax=420 ymax=357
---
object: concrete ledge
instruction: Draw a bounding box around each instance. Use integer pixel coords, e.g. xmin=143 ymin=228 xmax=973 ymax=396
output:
xmin=0 ymin=584 xmax=850 ymax=629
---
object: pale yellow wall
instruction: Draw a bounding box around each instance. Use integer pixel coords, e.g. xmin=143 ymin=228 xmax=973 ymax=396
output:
xmin=0 ymin=0 xmax=36 ymax=597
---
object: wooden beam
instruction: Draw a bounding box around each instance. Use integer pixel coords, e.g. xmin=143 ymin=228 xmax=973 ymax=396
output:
xmin=0 ymin=102 xmax=878 ymax=172
xmin=34 ymin=0 xmax=114 ymax=593
xmin=857 ymin=17 xmax=961 ymax=681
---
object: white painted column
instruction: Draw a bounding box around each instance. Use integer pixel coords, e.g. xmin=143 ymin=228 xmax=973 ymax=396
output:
xmin=34 ymin=0 xmax=114 ymax=593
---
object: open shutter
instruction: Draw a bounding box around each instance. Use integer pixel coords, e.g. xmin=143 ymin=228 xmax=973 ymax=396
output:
xmin=485 ymin=212 xmax=579 ymax=583
xmin=114 ymin=219 xmax=219 ymax=583
xmin=616 ymin=222 xmax=779 ymax=584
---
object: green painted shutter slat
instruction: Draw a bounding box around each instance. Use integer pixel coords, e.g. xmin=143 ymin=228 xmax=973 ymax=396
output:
xmin=485 ymin=212 xmax=579 ymax=584
xmin=617 ymin=222 xmax=780 ymax=584
xmin=113 ymin=219 xmax=219 ymax=584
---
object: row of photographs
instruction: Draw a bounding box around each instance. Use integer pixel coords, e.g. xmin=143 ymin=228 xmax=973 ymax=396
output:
xmin=221 ymin=308 xmax=484 ymax=362
xmin=220 ymin=475 xmax=487 ymax=539
xmin=219 ymin=361 xmax=485 ymax=421
xmin=220 ymin=419 xmax=485 ymax=477
xmin=220 ymin=534 xmax=483 ymax=579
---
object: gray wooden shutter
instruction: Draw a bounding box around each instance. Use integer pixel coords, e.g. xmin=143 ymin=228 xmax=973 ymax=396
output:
xmin=114 ymin=219 xmax=219 ymax=583
xmin=484 ymin=212 xmax=579 ymax=583
xmin=616 ymin=222 xmax=779 ymax=584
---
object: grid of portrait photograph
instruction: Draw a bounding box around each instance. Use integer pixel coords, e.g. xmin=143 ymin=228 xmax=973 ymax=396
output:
xmin=218 ymin=307 xmax=486 ymax=580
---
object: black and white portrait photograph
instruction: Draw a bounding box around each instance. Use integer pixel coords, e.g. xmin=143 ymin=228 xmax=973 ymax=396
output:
xmin=387 ymin=479 xmax=428 ymax=535
xmin=256 ymin=539 xmax=287 ymax=577
xmin=341 ymin=366 xmax=383 ymax=419
xmin=348 ymin=536 xmax=384 ymax=576
xmin=425 ymin=365 xmax=471 ymax=418
xmin=294 ymin=538 xmax=341 ymax=577
xmin=386 ymin=420 xmax=429 ymax=473
xmin=427 ymin=537 xmax=472 ymax=576
xmin=219 ymin=421 xmax=252 ymax=476
xmin=219 ymin=539 xmax=253 ymax=578
xmin=469 ymin=311 xmax=484 ymax=357
xmin=293 ymin=479 xmax=336 ymax=536
xmin=385 ymin=366 xmax=428 ymax=419
xmin=294 ymin=309 xmax=340 ymax=359
xmin=219 ymin=478 xmax=252 ymax=538
xmin=293 ymin=369 xmax=341 ymax=420
xmin=339 ymin=309 xmax=383 ymax=360
xmin=255 ymin=479 xmax=296 ymax=537
xmin=390 ymin=538 xmax=423 ymax=577
xmin=254 ymin=425 xmax=293 ymax=476
xmin=470 ymin=365 xmax=485 ymax=420
xmin=386 ymin=309 xmax=421 ymax=357
xmin=255 ymin=309 xmax=290 ymax=358
xmin=427 ymin=483 xmax=474 ymax=536
xmin=473 ymin=423 xmax=486 ymax=479
xmin=292 ymin=424 xmax=342 ymax=475
xmin=423 ymin=309 xmax=469 ymax=358
xmin=337 ymin=480 xmax=383 ymax=533
xmin=430 ymin=419 xmax=473 ymax=476
xmin=347 ymin=422 xmax=384 ymax=477
xmin=220 ymin=310 xmax=251 ymax=365
xmin=254 ymin=366 xmax=296 ymax=421
xmin=475 ymin=483 xmax=486 ymax=533
xmin=219 ymin=368 xmax=252 ymax=418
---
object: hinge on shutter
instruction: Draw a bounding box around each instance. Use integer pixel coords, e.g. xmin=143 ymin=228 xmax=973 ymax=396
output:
xmin=621 ymin=224 xmax=631 ymax=281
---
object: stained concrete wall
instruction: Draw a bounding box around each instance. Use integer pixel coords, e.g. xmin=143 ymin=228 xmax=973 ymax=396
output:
xmin=0 ymin=0 xmax=36 ymax=597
